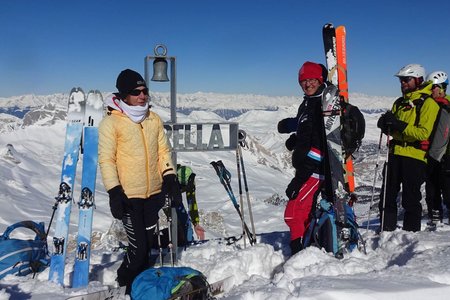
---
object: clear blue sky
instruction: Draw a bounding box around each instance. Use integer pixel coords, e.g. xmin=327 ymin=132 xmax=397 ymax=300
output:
xmin=1 ymin=0 xmax=449 ymax=98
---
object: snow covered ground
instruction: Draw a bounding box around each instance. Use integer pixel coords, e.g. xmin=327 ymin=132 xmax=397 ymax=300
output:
xmin=1 ymin=91 xmax=450 ymax=299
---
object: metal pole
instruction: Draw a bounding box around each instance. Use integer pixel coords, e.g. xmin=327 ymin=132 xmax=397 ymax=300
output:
xmin=380 ymin=130 xmax=391 ymax=233
xmin=236 ymin=148 xmax=247 ymax=248
xmin=366 ymin=131 xmax=383 ymax=231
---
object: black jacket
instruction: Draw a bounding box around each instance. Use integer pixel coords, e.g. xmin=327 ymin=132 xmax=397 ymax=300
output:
xmin=279 ymin=83 xmax=329 ymax=187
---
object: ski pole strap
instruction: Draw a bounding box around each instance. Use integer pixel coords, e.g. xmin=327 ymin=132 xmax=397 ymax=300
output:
xmin=238 ymin=129 xmax=248 ymax=148
xmin=210 ymin=161 xmax=232 ymax=185
xmin=211 ymin=161 xmax=239 ymax=208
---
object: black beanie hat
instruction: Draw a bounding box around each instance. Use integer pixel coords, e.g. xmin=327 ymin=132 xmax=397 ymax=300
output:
xmin=116 ymin=69 xmax=147 ymax=98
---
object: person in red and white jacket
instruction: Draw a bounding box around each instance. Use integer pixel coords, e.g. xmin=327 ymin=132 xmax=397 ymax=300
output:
xmin=278 ymin=61 xmax=331 ymax=255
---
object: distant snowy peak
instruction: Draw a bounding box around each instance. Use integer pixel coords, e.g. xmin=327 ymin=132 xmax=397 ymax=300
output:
xmin=0 ymin=91 xmax=393 ymax=123
xmin=0 ymin=91 xmax=394 ymax=110
xmin=349 ymin=92 xmax=395 ymax=112
xmin=22 ymin=103 xmax=67 ymax=126
xmin=0 ymin=93 xmax=67 ymax=109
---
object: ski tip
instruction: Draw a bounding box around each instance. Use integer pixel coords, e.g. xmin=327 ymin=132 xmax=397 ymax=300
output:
xmin=323 ymin=23 xmax=334 ymax=28
xmin=70 ymin=87 xmax=84 ymax=94
xmin=336 ymin=25 xmax=346 ymax=32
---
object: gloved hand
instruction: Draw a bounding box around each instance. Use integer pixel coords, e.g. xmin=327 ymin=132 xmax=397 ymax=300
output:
xmin=108 ymin=185 xmax=127 ymax=219
xmin=384 ymin=111 xmax=407 ymax=133
xmin=285 ymin=177 xmax=302 ymax=200
xmin=377 ymin=111 xmax=407 ymax=134
xmin=162 ymin=174 xmax=183 ymax=207
xmin=278 ymin=118 xmax=296 ymax=134
xmin=285 ymin=133 xmax=297 ymax=151
xmin=377 ymin=113 xmax=387 ymax=133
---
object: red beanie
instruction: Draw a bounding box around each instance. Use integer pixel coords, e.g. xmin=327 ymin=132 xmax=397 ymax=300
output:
xmin=298 ymin=62 xmax=324 ymax=84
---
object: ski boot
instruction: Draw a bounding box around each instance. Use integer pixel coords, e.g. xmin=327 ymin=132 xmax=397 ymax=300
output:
xmin=426 ymin=210 xmax=443 ymax=231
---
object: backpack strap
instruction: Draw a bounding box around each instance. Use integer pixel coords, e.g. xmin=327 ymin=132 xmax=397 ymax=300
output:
xmin=412 ymin=93 xmax=428 ymax=126
xmin=393 ymin=94 xmax=428 ymax=126
xmin=1 ymin=221 xmax=46 ymax=241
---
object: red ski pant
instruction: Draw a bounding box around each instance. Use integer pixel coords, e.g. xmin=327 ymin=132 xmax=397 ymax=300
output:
xmin=284 ymin=174 xmax=323 ymax=241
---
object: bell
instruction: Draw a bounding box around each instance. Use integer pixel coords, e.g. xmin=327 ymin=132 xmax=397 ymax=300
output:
xmin=151 ymin=57 xmax=169 ymax=82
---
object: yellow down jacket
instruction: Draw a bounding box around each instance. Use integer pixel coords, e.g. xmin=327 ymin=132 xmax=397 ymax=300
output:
xmin=98 ymin=109 xmax=175 ymax=199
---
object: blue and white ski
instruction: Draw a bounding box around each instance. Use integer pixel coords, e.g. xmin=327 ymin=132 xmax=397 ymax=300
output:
xmin=49 ymin=88 xmax=86 ymax=285
xmin=72 ymin=90 xmax=104 ymax=288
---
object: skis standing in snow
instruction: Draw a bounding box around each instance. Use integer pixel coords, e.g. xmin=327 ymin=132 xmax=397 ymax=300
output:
xmin=377 ymin=64 xmax=439 ymax=232
xmin=98 ymin=69 xmax=182 ymax=295
xmin=278 ymin=61 xmax=330 ymax=255
xmin=72 ymin=90 xmax=104 ymax=288
xmin=49 ymin=88 xmax=85 ymax=285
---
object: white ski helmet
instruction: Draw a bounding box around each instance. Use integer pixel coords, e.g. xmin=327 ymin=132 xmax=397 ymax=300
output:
xmin=426 ymin=71 xmax=449 ymax=86
xmin=395 ymin=64 xmax=426 ymax=79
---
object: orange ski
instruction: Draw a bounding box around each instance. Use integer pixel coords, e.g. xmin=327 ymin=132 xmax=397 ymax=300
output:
xmin=335 ymin=25 xmax=355 ymax=193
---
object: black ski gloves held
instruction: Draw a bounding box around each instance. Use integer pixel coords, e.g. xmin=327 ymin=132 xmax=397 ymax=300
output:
xmin=377 ymin=111 xmax=407 ymax=134
xmin=278 ymin=118 xmax=296 ymax=134
xmin=162 ymin=174 xmax=183 ymax=207
xmin=285 ymin=133 xmax=297 ymax=151
xmin=286 ymin=177 xmax=302 ymax=200
xmin=108 ymin=185 xmax=127 ymax=220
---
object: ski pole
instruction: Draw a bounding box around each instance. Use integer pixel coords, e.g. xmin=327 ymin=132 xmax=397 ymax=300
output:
xmin=46 ymin=202 xmax=58 ymax=239
xmin=210 ymin=161 xmax=255 ymax=245
xmin=46 ymin=182 xmax=71 ymax=238
xmin=212 ymin=160 xmax=249 ymax=240
xmin=163 ymin=196 xmax=175 ymax=267
xmin=156 ymin=220 xmax=163 ymax=267
xmin=235 ymin=148 xmax=247 ymax=248
xmin=380 ymin=129 xmax=391 ymax=233
xmin=366 ymin=131 xmax=384 ymax=231
xmin=238 ymin=130 xmax=256 ymax=242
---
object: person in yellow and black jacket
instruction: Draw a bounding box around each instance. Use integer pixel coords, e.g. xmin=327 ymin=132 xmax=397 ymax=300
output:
xmin=377 ymin=64 xmax=440 ymax=232
xmin=98 ymin=69 xmax=182 ymax=295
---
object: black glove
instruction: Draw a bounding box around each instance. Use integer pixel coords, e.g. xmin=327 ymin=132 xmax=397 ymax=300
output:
xmin=285 ymin=177 xmax=302 ymax=200
xmin=379 ymin=111 xmax=407 ymax=133
xmin=162 ymin=174 xmax=183 ymax=207
xmin=278 ymin=118 xmax=296 ymax=134
xmin=108 ymin=185 xmax=127 ymax=219
xmin=285 ymin=133 xmax=297 ymax=151
xmin=377 ymin=113 xmax=387 ymax=133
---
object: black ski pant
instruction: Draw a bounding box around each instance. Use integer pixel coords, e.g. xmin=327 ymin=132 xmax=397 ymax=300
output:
xmin=379 ymin=154 xmax=426 ymax=232
xmin=441 ymin=156 xmax=450 ymax=212
xmin=425 ymin=158 xmax=444 ymax=220
xmin=117 ymin=193 xmax=165 ymax=294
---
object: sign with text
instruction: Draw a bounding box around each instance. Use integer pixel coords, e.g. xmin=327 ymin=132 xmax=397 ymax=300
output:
xmin=164 ymin=122 xmax=239 ymax=152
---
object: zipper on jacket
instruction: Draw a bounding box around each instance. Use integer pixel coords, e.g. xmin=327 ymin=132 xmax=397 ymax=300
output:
xmin=139 ymin=123 xmax=151 ymax=197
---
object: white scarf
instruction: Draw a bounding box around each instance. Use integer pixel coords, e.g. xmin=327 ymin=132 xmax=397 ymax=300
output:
xmin=106 ymin=96 xmax=149 ymax=123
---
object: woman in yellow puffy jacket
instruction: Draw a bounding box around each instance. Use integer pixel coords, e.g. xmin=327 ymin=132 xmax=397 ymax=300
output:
xmin=98 ymin=69 xmax=181 ymax=295
xmin=377 ymin=64 xmax=439 ymax=232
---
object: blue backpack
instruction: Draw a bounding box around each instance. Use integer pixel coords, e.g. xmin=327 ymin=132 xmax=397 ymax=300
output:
xmin=0 ymin=221 xmax=49 ymax=279
xmin=131 ymin=266 xmax=210 ymax=300
xmin=303 ymin=199 xmax=362 ymax=257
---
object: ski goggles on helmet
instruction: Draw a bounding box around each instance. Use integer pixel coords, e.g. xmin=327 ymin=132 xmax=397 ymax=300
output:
xmin=129 ymin=88 xmax=149 ymax=96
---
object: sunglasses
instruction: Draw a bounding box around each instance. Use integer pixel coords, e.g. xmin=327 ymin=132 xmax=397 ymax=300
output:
xmin=129 ymin=87 xmax=149 ymax=96
xmin=399 ymin=76 xmax=413 ymax=83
